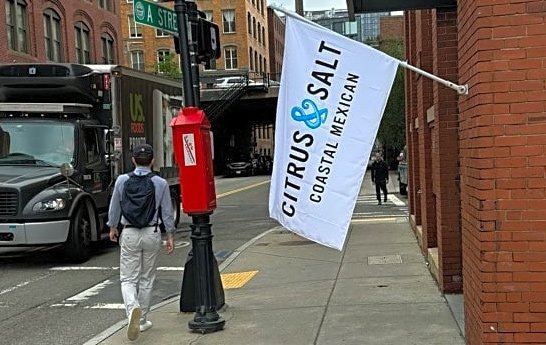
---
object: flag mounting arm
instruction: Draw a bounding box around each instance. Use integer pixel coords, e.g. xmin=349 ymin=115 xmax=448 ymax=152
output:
xmin=268 ymin=5 xmax=469 ymax=95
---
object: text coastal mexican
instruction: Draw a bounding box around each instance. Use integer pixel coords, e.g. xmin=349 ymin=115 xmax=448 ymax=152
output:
xmin=281 ymin=41 xmax=360 ymax=218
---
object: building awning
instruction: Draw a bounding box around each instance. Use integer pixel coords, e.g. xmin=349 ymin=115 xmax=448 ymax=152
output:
xmin=348 ymin=0 xmax=456 ymax=13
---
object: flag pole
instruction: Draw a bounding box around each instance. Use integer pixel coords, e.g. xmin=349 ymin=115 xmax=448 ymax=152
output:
xmin=268 ymin=5 xmax=469 ymax=95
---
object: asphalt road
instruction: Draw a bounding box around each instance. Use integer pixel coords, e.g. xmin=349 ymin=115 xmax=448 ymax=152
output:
xmin=0 ymin=175 xmax=276 ymax=345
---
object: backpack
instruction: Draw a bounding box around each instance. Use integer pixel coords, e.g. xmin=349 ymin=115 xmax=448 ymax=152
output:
xmin=121 ymin=172 xmax=157 ymax=228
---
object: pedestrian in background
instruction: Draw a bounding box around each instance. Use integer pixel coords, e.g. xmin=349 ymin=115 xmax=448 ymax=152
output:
xmin=107 ymin=144 xmax=175 ymax=341
xmin=371 ymin=152 xmax=389 ymax=205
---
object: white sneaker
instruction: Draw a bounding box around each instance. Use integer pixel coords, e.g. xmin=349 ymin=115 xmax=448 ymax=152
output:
xmin=140 ymin=320 xmax=153 ymax=332
xmin=127 ymin=307 xmax=141 ymax=341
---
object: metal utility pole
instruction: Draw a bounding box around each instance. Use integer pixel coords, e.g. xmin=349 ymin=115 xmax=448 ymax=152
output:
xmin=295 ymin=0 xmax=304 ymax=15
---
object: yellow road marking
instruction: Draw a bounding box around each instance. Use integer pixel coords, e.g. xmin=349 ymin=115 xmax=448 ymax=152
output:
xmin=216 ymin=180 xmax=270 ymax=199
xmin=351 ymin=217 xmax=399 ymax=224
xmin=220 ymin=271 xmax=258 ymax=289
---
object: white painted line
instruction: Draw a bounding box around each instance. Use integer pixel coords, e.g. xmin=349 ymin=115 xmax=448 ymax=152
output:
xmin=50 ymin=266 xmax=183 ymax=271
xmin=85 ymin=303 xmax=125 ymax=310
xmin=388 ymin=194 xmax=406 ymax=207
xmin=157 ymin=267 xmax=184 ymax=271
xmin=67 ymin=280 xmax=114 ymax=302
xmin=51 ymin=303 xmax=77 ymax=307
xmin=50 ymin=266 xmax=119 ymax=271
xmin=0 ymin=272 xmax=54 ymax=296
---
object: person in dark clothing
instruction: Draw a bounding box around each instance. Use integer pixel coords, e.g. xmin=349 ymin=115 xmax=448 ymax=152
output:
xmin=371 ymin=153 xmax=389 ymax=205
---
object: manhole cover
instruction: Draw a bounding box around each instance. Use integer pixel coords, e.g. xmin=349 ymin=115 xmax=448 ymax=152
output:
xmin=278 ymin=240 xmax=314 ymax=246
xmin=367 ymin=255 xmax=403 ymax=265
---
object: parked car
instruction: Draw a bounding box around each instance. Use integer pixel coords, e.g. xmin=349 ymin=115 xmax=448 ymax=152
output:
xmin=225 ymin=152 xmax=255 ymax=177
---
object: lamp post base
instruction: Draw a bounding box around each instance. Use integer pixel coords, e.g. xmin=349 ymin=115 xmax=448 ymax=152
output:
xmin=188 ymin=311 xmax=225 ymax=333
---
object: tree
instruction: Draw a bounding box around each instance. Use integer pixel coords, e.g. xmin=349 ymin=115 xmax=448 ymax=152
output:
xmin=376 ymin=39 xmax=405 ymax=167
xmin=155 ymin=53 xmax=181 ymax=80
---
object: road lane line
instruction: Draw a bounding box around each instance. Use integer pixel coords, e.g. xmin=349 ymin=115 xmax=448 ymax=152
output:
xmin=66 ymin=279 xmax=114 ymax=302
xmin=50 ymin=266 xmax=184 ymax=271
xmin=388 ymin=194 xmax=406 ymax=207
xmin=0 ymin=272 xmax=55 ymax=296
xmin=216 ymin=180 xmax=270 ymax=199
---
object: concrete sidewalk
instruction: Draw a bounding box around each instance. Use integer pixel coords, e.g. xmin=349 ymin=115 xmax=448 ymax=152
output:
xmin=88 ymin=176 xmax=465 ymax=345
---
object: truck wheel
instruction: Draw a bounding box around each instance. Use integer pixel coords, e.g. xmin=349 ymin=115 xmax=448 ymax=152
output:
xmin=63 ymin=204 xmax=92 ymax=263
xmin=170 ymin=189 xmax=181 ymax=227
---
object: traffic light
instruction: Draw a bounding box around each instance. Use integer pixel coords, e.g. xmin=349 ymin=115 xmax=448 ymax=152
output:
xmin=174 ymin=13 xmax=221 ymax=65
xmin=196 ymin=17 xmax=221 ymax=62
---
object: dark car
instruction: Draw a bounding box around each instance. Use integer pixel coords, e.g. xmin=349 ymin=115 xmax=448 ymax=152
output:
xmin=225 ymin=153 xmax=255 ymax=177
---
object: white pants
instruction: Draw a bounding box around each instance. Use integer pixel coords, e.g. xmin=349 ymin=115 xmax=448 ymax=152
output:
xmin=119 ymin=226 xmax=161 ymax=321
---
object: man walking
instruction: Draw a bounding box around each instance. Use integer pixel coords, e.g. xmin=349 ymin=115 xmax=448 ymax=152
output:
xmin=107 ymin=144 xmax=175 ymax=341
xmin=371 ymin=152 xmax=389 ymax=205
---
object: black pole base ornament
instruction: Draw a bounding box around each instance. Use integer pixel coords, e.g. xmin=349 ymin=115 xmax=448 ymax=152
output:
xmin=185 ymin=213 xmax=225 ymax=333
xmin=188 ymin=309 xmax=225 ymax=333
xmin=179 ymin=249 xmax=225 ymax=312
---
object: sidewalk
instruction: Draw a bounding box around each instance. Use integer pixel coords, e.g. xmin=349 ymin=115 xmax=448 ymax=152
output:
xmin=88 ymin=174 xmax=465 ymax=345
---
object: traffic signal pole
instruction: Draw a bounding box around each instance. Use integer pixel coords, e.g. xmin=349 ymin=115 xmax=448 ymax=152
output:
xmin=173 ymin=0 xmax=225 ymax=333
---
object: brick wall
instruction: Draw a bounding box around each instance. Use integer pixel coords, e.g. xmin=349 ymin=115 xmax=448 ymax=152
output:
xmin=0 ymin=0 xmax=121 ymax=64
xmin=458 ymin=0 xmax=546 ymax=343
xmin=416 ymin=10 xmax=437 ymax=250
xmin=380 ymin=15 xmax=404 ymax=41
xmin=431 ymin=7 xmax=462 ymax=293
xmin=267 ymin=7 xmax=285 ymax=79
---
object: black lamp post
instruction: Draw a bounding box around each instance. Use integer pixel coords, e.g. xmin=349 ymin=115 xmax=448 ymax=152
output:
xmin=173 ymin=0 xmax=225 ymax=333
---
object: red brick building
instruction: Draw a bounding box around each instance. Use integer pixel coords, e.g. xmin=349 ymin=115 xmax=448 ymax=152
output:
xmin=401 ymin=2 xmax=546 ymax=344
xmin=0 ymin=0 xmax=122 ymax=64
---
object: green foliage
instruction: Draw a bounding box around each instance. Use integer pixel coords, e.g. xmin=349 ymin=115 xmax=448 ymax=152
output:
xmin=155 ymin=53 xmax=181 ymax=79
xmin=377 ymin=39 xmax=406 ymax=155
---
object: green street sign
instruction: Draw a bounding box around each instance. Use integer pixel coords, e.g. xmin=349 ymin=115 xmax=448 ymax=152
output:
xmin=133 ymin=0 xmax=179 ymax=35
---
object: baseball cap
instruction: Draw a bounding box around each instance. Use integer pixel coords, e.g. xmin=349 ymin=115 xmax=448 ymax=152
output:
xmin=132 ymin=144 xmax=154 ymax=158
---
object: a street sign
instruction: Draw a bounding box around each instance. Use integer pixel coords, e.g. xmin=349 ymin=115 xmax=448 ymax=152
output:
xmin=133 ymin=0 xmax=178 ymax=35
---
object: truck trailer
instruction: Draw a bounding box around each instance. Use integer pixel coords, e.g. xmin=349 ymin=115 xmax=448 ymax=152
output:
xmin=0 ymin=63 xmax=183 ymax=262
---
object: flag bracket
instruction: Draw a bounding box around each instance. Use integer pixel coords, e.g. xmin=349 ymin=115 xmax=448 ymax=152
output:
xmin=268 ymin=5 xmax=469 ymax=96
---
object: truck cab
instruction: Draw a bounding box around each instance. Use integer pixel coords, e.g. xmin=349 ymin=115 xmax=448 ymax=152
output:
xmin=0 ymin=63 xmax=182 ymax=262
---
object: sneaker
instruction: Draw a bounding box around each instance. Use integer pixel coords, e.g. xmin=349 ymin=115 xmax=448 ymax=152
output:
xmin=127 ymin=307 xmax=141 ymax=341
xmin=140 ymin=320 xmax=153 ymax=332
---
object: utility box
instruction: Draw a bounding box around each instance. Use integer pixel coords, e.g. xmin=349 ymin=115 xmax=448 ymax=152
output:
xmin=171 ymin=107 xmax=217 ymax=214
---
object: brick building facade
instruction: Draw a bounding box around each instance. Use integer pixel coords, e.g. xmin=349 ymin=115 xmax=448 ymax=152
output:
xmin=404 ymin=2 xmax=546 ymax=344
xmin=120 ymin=0 xmax=269 ymax=75
xmin=0 ymin=0 xmax=122 ymax=65
xmin=267 ymin=7 xmax=285 ymax=81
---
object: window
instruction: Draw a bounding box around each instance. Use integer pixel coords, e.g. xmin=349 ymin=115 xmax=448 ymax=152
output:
xmin=131 ymin=50 xmax=144 ymax=70
xmin=43 ymin=9 xmax=62 ymax=62
xmin=224 ymin=46 xmax=237 ymax=70
xmin=84 ymin=129 xmax=100 ymax=164
xmin=75 ymin=22 xmax=91 ymax=64
xmin=262 ymin=27 xmax=265 ymax=45
xmin=6 ymin=0 xmax=28 ymax=53
xmin=156 ymin=29 xmax=169 ymax=37
xmin=203 ymin=11 xmax=213 ymax=21
xmin=157 ymin=49 xmax=171 ymax=71
xmin=252 ymin=18 xmax=256 ymax=38
xmin=259 ymin=54 xmax=262 ymax=73
xmin=98 ymin=0 xmax=111 ymax=11
xmin=247 ymin=13 xmax=251 ymax=34
xmin=257 ymin=23 xmax=261 ymax=43
xmin=222 ymin=9 xmax=235 ymax=33
xmin=128 ymin=15 xmax=142 ymax=38
xmin=249 ymin=47 xmax=253 ymax=70
xmin=101 ymin=33 xmax=115 ymax=64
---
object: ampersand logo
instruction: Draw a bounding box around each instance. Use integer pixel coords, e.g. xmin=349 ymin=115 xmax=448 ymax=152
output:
xmin=291 ymin=99 xmax=328 ymax=129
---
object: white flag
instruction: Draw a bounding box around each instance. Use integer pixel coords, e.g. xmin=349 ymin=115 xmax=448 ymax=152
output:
xmin=269 ymin=15 xmax=399 ymax=250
